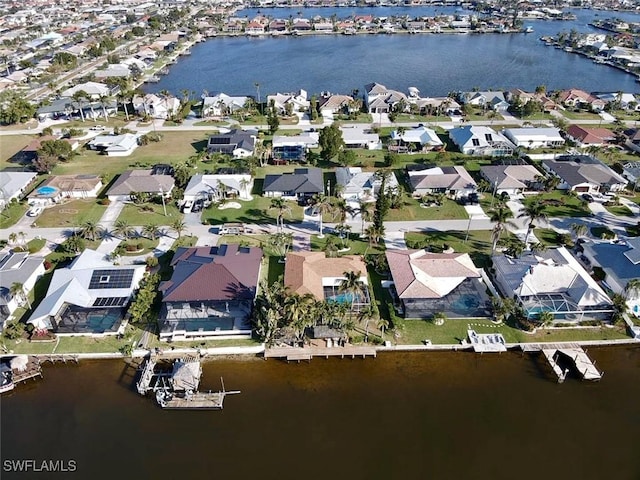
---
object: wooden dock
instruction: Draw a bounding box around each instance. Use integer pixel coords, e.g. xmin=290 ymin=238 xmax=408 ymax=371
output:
xmin=522 ymin=344 xmax=602 ymax=382
xmin=264 ymin=344 xmax=377 ymax=362
xmin=157 ymin=390 xmax=240 ymax=410
xmin=136 ymin=357 xmax=157 ymax=395
xmin=12 ymin=357 xmax=43 ymax=385
xmin=541 ymin=349 xmax=568 ymax=383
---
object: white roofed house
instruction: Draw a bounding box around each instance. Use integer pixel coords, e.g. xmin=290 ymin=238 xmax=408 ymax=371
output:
xmin=364 ymin=82 xmax=407 ymax=114
xmin=340 ymin=126 xmax=382 ymax=150
xmin=449 ymin=125 xmax=515 ymax=157
xmin=87 ymin=133 xmax=139 ymax=157
xmin=60 ymin=81 xmax=111 ymax=100
xmin=27 ymin=249 xmax=145 ymax=336
xmin=502 ymin=127 xmax=565 ymax=149
xmin=596 ymin=92 xmax=640 ymax=111
xmin=132 ymin=93 xmax=181 ymax=119
xmin=183 ymin=173 xmax=253 ymax=206
xmin=0 ymin=252 xmax=45 ymax=328
xmin=390 ymin=125 xmax=443 ymax=152
xmin=201 ymin=93 xmax=250 ymax=117
xmin=266 ymin=90 xmax=309 ymax=115
xmin=492 ymin=247 xmax=614 ymax=323
xmin=27 ymin=174 xmax=103 ymax=206
xmin=0 ymin=171 xmax=37 ymax=209
xmin=335 ymin=167 xmax=399 ymax=202
xmin=407 ymin=164 xmax=477 ymax=199
xmin=460 ymin=91 xmax=510 ymax=111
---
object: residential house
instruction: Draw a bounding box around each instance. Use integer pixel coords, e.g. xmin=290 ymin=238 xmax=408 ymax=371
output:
xmin=245 ymin=20 xmax=265 ymax=35
xmin=506 ymin=89 xmax=557 ymax=111
xmin=266 ymin=90 xmax=309 ymax=114
xmin=581 ymin=238 xmax=640 ymax=317
xmin=158 ymin=245 xmax=262 ymax=341
xmin=284 ymin=251 xmax=370 ymax=312
xmin=502 ymin=127 xmax=565 ymax=149
xmin=557 ymin=88 xmax=606 ymax=111
xmin=335 ymin=167 xmax=399 ymax=202
xmin=106 ymin=169 xmax=175 ymax=201
xmin=27 ymin=174 xmax=102 ymax=206
xmin=386 ymin=249 xmax=491 ymax=319
xmin=492 ymin=247 xmax=614 ymax=322
xmin=60 ymin=81 xmax=111 ymax=100
xmin=411 ymin=96 xmax=461 ymax=116
xmin=460 ymin=91 xmax=510 ymax=111
xmin=449 ymin=125 xmax=515 ymax=157
xmin=272 ymin=133 xmax=319 ymax=162
xmin=0 ymin=171 xmax=37 ymax=208
xmin=94 ymin=63 xmax=132 ymax=80
xmin=542 ymin=155 xmax=628 ymax=193
xmin=87 ymin=133 xmax=139 ymax=156
xmin=407 ymin=165 xmax=477 ymax=199
xmin=132 ymin=93 xmax=181 ymax=119
xmin=0 ymin=252 xmax=45 ymax=328
xmin=15 ymin=135 xmax=80 ymax=163
xmin=27 ymin=249 xmax=145 ymax=335
xmin=390 ymin=125 xmax=443 ymax=151
xmin=318 ymin=93 xmax=355 ymax=116
xmin=340 ymin=126 xmax=382 ymax=150
xmin=621 ymin=161 xmax=640 ymax=184
xmin=292 ymin=18 xmax=312 ymax=32
xmin=183 ymin=173 xmax=253 ymax=207
xmin=263 ymin=167 xmax=324 ymax=201
xmin=207 ymin=129 xmax=256 ymax=158
xmin=565 ymin=125 xmax=616 ymax=147
xmin=595 ymin=92 xmax=640 ymax=110
xmin=201 ymin=93 xmax=249 ymax=117
xmin=480 ymin=164 xmax=542 ymax=196
xmin=364 ymin=82 xmax=408 ymax=114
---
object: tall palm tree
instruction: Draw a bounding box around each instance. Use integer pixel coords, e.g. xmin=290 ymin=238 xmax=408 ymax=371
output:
xmin=269 ymin=197 xmax=290 ymax=233
xmin=358 ymin=199 xmax=374 ymax=235
xmin=488 ymin=205 xmax=514 ymax=253
xmin=142 ymin=223 xmax=159 ymax=240
xmin=98 ymin=94 xmax=111 ymax=122
xmin=71 ymin=90 xmax=87 ymax=122
xmin=625 ymin=279 xmax=640 ymax=300
xmin=117 ymin=89 xmax=132 ymax=121
xmin=113 ymin=219 xmax=134 ymax=240
xmin=518 ymin=199 xmax=547 ymax=245
xmin=570 ymin=222 xmax=588 ymax=240
xmin=285 ymin=293 xmax=315 ymax=342
xmin=79 ymin=220 xmax=101 ymax=241
xmin=332 ymin=197 xmax=353 ymax=225
xmin=338 ymin=270 xmax=365 ymax=317
xmin=171 ymin=218 xmax=186 ymax=239
xmin=10 ymin=282 xmax=30 ymax=309
xmin=238 ymin=177 xmax=251 ymax=199
xmin=310 ymin=193 xmax=332 ymax=238
xmin=365 ymin=223 xmax=385 ymax=249
xmin=8 ymin=232 xmax=17 ymax=246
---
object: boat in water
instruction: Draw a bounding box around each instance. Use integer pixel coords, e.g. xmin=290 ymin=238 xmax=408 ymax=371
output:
xmin=524 ymin=26 xmax=534 ymax=33
xmin=0 ymin=360 xmax=14 ymax=394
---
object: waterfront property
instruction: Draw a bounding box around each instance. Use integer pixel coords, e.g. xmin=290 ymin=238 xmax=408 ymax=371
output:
xmin=492 ymin=247 xmax=614 ymax=323
xmin=385 ymin=249 xmax=491 ymax=319
xmin=460 ymin=91 xmax=510 ymax=112
xmin=284 ymin=251 xmax=370 ymax=312
xmin=158 ymin=244 xmax=262 ymax=341
xmin=262 ymin=167 xmax=324 ymax=201
xmin=206 ymin=129 xmax=256 ymax=158
xmin=581 ymin=238 xmax=640 ymax=317
xmin=542 ymin=155 xmax=628 ymax=193
xmin=132 ymin=93 xmax=181 ymax=119
xmin=406 ymin=164 xmax=477 ymax=199
xmin=27 ymin=174 xmax=102 ymax=206
xmin=557 ymin=88 xmax=606 ymax=111
xmin=27 ymin=249 xmax=145 ymax=335
xmin=0 ymin=171 xmax=37 ymax=209
xmin=364 ymin=82 xmax=407 ymax=114
xmin=201 ymin=93 xmax=250 ymax=117
xmin=106 ymin=169 xmax=175 ymax=201
xmin=448 ymin=125 xmax=515 ymax=157
xmin=0 ymin=252 xmax=45 ymax=328
xmin=479 ymin=163 xmax=542 ymax=196
xmin=335 ymin=167 xmax=399 ymax=202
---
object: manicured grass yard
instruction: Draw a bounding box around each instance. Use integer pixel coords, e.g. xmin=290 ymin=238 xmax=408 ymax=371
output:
xmin=559 ymin=110 xmax=601 ymax=120
xmin=522 ymin=191 xmax=590 ymax=217
xmin=0 ymin=134 xmax=36 ymax=167
xmin=389 ymin=196 xmax=468 ymax=221
xmin=117 ymin=202 xmax=182 ymax=226
xmin=146 ymin=336 xmax=261 ymax=350
xmin=604 ymin=204 xmax=634 ymax=217
xmin=201 ymin=196 xmax=304 ymax=226
xmin=35 ymin=199 xmax=106 ymax=228
xmin=310 ymin=232 xmax=386 ymax=256
xmin=404 ymin=230 xmax=495 ymax=268
xmin=0 ymin=202 xmax=28 ymax=228
xmin=119 ymin=237 xmax=160 ymax=256
xmin=394 ymin=319 xmax=629 ymax=345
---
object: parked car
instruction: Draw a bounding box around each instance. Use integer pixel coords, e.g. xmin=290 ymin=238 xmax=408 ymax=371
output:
xmin=89 ymin=125 xmax=106 ymax=131
xmin=580 ymin=193 xmax=594 ymax=203
xmin=27 ymin=206 xmax=43 ymax=217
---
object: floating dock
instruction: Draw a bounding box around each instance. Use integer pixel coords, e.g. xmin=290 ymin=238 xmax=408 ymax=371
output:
xmin=521 ymin=343 xmax=603 ymax=382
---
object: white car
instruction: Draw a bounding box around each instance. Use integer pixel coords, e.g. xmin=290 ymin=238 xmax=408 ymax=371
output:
xmin=27 ymin=206 xmax=43 ymax=217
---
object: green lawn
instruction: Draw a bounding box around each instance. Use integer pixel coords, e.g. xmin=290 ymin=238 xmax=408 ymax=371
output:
xmin=0 ymin=134 xmax=35 ymax=167
xmin=405 ymin=230 xmax=495 ymax=268
xmin=201 ymin=195 xmax=304 ymax=226
xmin=522 ymin=191 xmax=590 ymax=217
xmin=0 ymin=202 xmax=28 ymax=228
xmin=310 ymin=232 xmax=386 ymax=256
xmin=533 ymin=228 xmax=572 ymax=247
xmin=119 ymin=237 xmax=160 ymax=256
xmin=604 ymin=204 xmax=634 ymax=217
xmin=117 ymin=202 xmax=182 ymax=226
xmin=394 ymin=318 xmax=629 ymax=345
xmin=146 ymin=336 xmax=261 ymax=350
xmin=393 ymin=114 xmax=451 ymax=123
xmin=389 ymin=196 xmax=468 ymax=221
xmin=35 ymin=199 xmax=106 ymax=228
xmin=559 ymin=110 xmax=601 ymax=120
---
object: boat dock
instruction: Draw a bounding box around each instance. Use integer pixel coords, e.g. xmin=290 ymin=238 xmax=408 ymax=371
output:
xmin=11 ymin=356 xmax=43 ymax=385
xmin=264 ymin=344 xmax=377 ymax=362
xmin=521 ymin=343 xmax=603 ymax=382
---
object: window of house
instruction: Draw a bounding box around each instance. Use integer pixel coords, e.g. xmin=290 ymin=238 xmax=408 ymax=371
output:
xmin=472 ymin=139 xmax=480 ymax=147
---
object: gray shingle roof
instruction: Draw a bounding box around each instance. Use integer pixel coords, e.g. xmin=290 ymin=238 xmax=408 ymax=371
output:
xmin=263 ymin=167 xmax=323 ymax=194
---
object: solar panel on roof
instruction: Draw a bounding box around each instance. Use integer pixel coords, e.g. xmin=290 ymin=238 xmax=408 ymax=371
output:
xmin=89 ymin=269 xmax=135 ymax=289
xmin=209 ymin=137 xmax=231 ymax=144
xmin=93 ymin=297 xmax=129 ymax=307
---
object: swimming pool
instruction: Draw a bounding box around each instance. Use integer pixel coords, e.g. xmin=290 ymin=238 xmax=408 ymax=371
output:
xmin=36 ymin=186 xmax=59 ymax=196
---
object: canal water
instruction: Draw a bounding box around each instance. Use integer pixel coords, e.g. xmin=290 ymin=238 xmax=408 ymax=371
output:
xmin=2 ymin=347 xmax=639 ymax=479
xmin=146 ymin=8 xmax=640 ymax=97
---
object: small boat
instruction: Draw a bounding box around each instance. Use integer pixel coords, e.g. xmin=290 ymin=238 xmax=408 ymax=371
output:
xmin=524 ymin=26 xmax=534 ymax=33
xmin=0 ymin=360 xmax=14 ymax=394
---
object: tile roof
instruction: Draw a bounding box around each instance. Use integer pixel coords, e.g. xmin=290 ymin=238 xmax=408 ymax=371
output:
xmin=107 ymin=169 xmax=174 ymax=196
xmin=386 ymin=249 xmax=480 ymax=299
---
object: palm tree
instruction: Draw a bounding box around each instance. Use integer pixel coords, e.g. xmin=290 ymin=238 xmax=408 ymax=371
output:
xmin=338 ymin=270 xmax=365 ymax=318
xmin=269 ymin=197 xmax=290 ymax=233
xmin=8 ymin=232 xmax=17 ymax=246
xmin=10 ymin=282 xmax=30 ymax=309
xmin=358 ymin=199 xmax=374 ymax=235
xmin=625 ymin=279 xmax=640 ymax=301
xmin=377 ymin=316 xmax=390 ymax=340
xmin=113 ymin=219 xmax=134 ymax=240
xmin=334 ymin=223 xmax=351 ymax=249
xmin=142 ymin=223 xmax=159 ymax=240
xmin=570 ymin=222 xmax=588 ymax=240
xmin=238 ymin=177 xmax=251 ymax=199
xmin=71 ymin=90 xmax=87 ymax=122
xmin=285 ymin=293 xmax=315 ymax=342
xmin=365 ymin=223 xmax=385 ymax=249
xmin=332 ymin=197 xmax=352 ymax=225
xmin=310 ymin=194 xmax=332 ymax=238
xmin=117 ymin=89 xmax=132 ymax=121
xmin=79 ymin=220 xmax=101 ymax=241
xmin=518 ymin=199 xmax=548 ymax=245
xmin=538 ymin=310 xmax=554 ymax=327
xmin=171 ymin=218 xmax=186 ymax=239
xmin=98 ymin=94 xmax=111 ymax=122
xmin=488 ymin=206 xmax=514 ymax=253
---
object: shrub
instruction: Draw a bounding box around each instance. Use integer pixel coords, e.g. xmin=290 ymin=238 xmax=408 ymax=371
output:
xmin=43 ymin=260 xmax=52 ymax=270
xmin=98 ymin=198 xmax=110 ymax=205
